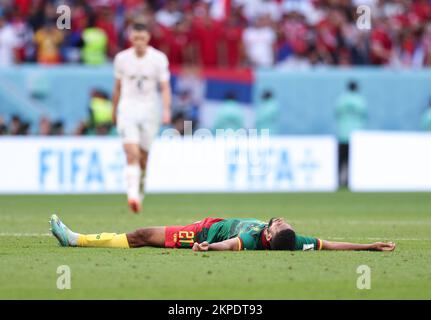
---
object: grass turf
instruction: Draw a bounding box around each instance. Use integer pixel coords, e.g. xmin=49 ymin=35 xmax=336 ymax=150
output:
xmin=0 ymin=192 xmax=430 ymax=299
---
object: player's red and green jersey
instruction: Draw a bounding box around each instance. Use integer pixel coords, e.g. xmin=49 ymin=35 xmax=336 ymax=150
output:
xmin=164 ymin=217 xmax=323 ymax=251
xmin=206 ymin=218 xmax=270 ymax=250
xmin=207 ymin=218 xmax=322 ymax=251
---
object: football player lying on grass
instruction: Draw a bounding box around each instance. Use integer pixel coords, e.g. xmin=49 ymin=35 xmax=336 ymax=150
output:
xmin=50 ymin=215 xmax=396 ymax=252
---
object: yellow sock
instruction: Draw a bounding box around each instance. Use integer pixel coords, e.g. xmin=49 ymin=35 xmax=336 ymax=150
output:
xmin=77 ymin=233 xmax=130 ymax=248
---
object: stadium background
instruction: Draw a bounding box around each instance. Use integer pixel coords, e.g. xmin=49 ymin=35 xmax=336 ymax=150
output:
xmin=1 ymin=0 xmax=431 ymax=193
xmin=0 ymin=0 xmax=431 ymax=300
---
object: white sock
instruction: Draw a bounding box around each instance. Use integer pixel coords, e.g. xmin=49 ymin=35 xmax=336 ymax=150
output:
xmin=66 ymin=229 xmax=80 ymax=246
xmin=125 ymin=164 xmax=141 ymax=201
xmin=59 ymin=220 xmax=80 ymax=246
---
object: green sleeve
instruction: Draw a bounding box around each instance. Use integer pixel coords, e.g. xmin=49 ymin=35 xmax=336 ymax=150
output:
xmin=294 ymin=234 xmax=322 ymax=251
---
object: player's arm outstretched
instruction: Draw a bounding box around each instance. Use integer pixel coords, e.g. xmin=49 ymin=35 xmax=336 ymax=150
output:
xmin=192 ymin=238 xmax=396 ymax=252
xmin=192 ymin=238 xmax=241 ymax=252
xmin=321 ymin=240 xmax=396 ymax=251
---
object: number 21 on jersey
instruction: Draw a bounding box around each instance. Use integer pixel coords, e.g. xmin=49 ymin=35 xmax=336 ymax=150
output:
xmin=179 ymin=231 xmax=195 ymax=246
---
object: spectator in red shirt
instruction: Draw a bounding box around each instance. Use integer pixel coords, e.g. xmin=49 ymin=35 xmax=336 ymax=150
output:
xmin=412 ymin=0 xmax=431 ymax=22
xmin=191 ymin=3 xmax=222 ymax=67
xmin=370 ymin=18 xmax=393 ymax=65
xmin=14 ymin=0 xmax=31 ymax=16
xmin=165 ymin=19 xmax=193 ymax=66
xmin=95 ymin=6 xmax=118 ymax=58
xmin=315 ymin=8 xmax=348 ymax=65
xmin=148 ymin=21 xmax=170 ymax=52
xmin=219 ymin=10 xmax=244 ymax=68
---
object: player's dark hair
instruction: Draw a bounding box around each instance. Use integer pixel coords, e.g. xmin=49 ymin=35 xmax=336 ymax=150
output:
xmin=262 ymin=90 xmax=273 ymax=100
xmin=348 ymin=81 xmax=358 ymax=92
xmin=132 ymin=20 xmax=149 ymax=32
xmin=270 ymin=229 xmax=296 ymax=250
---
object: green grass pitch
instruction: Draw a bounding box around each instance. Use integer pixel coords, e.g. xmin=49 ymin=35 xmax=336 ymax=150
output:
xmin=0 ymin=192 xmax=430 ymax=299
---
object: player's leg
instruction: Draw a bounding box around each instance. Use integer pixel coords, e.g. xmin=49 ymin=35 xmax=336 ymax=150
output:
xmin=339 ymin=143 xmax=349 ymax=187
xmin=138 ymin=148 xmax=148 ymax=202
xmin=76 ymin=227 xmax=165 ymax=248
xmin=126 ymin=226 xmax=165 ymax=248
xmin=50 ymin=214 xmax=165 ymax=248
xmin=117 ymin=115 xmax=143 ymax=213
xmin=137 ymin=119 xmax=159 ymax=203
xmin=124 ymin=142 xmax=142 ymax=212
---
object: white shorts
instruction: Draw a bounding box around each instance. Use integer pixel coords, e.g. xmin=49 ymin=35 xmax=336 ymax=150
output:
xmin=117 ymin=102 xmax=160 ymax=151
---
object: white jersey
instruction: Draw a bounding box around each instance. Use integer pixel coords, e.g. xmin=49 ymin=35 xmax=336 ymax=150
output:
xmin=114 ymin=46 xmax=170 ymax=150
xmin=114 ymin=46 xmax=170 ymax=110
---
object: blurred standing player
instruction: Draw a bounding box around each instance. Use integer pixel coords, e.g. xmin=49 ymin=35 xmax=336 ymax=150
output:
xmin=335 ymin=80 xmax=367 ymax=188
xmin=112 ymin=20 xmax=172 ymax=213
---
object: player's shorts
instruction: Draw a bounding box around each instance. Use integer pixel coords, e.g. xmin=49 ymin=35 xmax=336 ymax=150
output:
xmin=165 ymin=217 xmax=224 ymax=249
xmin=117 ymin=101 xmax=160 ymax=151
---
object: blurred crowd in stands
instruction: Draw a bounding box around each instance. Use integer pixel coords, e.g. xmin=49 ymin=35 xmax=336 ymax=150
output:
xmin=0 ymin=0 xmax=431 ymax=68
xmin=0 ymin=114 xmax=65 ymax=135
xmin=1 ymin=0 xmax=431 ymax=137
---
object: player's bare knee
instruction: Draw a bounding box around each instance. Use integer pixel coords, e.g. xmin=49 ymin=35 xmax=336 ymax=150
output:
xmin=127 ymin=228 xmax=152 ymax=247
xmin=125 ymin=151 xmax=140 ymax=165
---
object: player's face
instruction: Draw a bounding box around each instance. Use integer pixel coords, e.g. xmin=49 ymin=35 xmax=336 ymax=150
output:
xmin=267 ymin=217 xmax=292 ymax=238
xmin=130 ymin=30 xmax=151 ymax=52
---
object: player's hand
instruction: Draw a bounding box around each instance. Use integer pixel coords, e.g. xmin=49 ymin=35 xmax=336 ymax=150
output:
xmin=370 ymin=242 xmax=396 ymax=251
xmin=193 ymin=241 xmax=209 ymax=252
xmin=162 ymin=109 xmax=171 ymax=125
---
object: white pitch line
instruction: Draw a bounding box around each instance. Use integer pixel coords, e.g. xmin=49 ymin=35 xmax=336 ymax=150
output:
xmin=325 ymin=237 xmax=430 ymax=241
xmin=294 ymin=220 xmax=431 ymax=225
xmin=0 ymin=233 xmax=51 ymax=237
xmin=0 ymin=233 xmax=429 ymax=241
